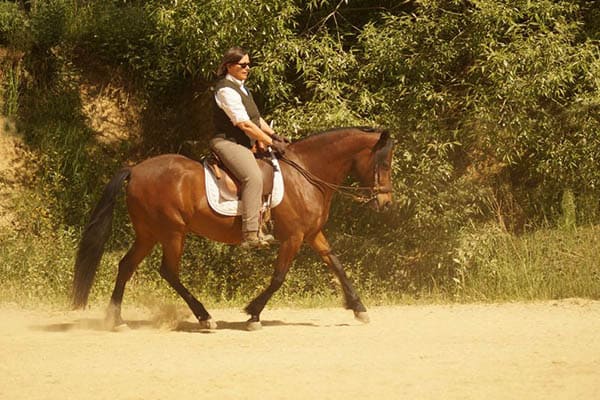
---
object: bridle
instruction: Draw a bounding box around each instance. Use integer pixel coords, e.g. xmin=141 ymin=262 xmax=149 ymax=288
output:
xmin=278 ymin=152 xmax=393 ymax=205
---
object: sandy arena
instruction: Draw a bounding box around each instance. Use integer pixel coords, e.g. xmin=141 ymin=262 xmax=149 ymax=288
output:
xmin=1 ymin=300 xmax=599 ymax=399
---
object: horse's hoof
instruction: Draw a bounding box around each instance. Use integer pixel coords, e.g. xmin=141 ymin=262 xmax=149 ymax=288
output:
xmin=354 ymin=311 xmax=370 ymax=324
xmin=246 ymin=321 xmax=262 ymax=331
xmin=104 ymin=316 xmax=125 ymax=331
xmin=113 ymin=323 xmax=131 ymax=332
xmin=198 ymin=318 xmax=218 ymax=330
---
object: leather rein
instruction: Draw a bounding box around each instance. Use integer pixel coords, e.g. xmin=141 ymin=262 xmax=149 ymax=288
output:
xmin=278 ymin=154 xmax=392 ymax=204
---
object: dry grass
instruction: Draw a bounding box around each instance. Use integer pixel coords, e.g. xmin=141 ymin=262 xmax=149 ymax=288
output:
xmin=78 ymin=69 xmax=142 ymax=146
xmin=0 ymin=116 xmax=24 ymax=230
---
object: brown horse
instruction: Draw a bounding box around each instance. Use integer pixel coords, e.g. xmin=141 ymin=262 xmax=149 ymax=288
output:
xmin=72 ymin=127 xmax=394 ymax=330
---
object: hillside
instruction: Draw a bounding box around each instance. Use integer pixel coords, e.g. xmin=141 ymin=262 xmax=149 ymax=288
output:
xmin=0 ymin=117 xmax=21 ymax=230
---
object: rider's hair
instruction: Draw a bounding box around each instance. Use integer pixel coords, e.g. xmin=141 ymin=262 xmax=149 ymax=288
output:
xmin=216 ymin=46 xmax=249 ymax=78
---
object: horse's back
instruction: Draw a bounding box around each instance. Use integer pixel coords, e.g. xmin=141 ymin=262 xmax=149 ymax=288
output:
xmin=126 ymin=154 xmax=206 ymax=232
xmin=132 ymin=153 xmax=201 ymax=175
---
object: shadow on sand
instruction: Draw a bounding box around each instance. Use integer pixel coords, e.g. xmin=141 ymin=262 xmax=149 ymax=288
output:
xmin=175 ymin=320 xmax=318 ymax=332
xmin=30 ymin=318 xmax=155 ymax=332
xmin=31 ymin=319 xmax=319 ymax=333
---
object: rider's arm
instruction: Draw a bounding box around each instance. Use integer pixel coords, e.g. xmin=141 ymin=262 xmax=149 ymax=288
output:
xmin=215 ymin=87 xmax=273 ymax=145
xmin=258 ymin=118 xmax=275 ymax=136
xmin=236 ymin=120 xmax=273 ymax=145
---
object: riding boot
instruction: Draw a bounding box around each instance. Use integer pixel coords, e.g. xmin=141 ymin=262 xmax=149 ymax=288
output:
xmin=259 ymin=231 xmax=276 ymax=244
xmin=240 ymin=231 xmax=270 ymax=249
xmin=258 ymin=222 xmax=277 ymax=245
xmin=258 ymin=208 xmax=276 ymax=245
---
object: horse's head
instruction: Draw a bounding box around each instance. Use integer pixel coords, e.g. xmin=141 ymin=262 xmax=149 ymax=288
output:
xmin=353 ymin=130 xmax=395 ymax=211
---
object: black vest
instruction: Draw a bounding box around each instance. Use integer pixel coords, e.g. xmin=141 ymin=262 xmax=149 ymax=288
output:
xmin=212 ymin=78 xmax=261 ymax=148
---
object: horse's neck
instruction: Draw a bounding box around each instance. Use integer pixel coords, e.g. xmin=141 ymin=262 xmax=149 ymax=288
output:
xmin=292 ymin=132 xmax=370 ymax=185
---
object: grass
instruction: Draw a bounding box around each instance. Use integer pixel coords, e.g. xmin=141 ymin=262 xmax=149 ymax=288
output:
xmin=1 ymin=61 xmax=20 ymax=118
xmin=2 ymin=216 xmax=600 ymax=311
xmin=453 ymin=224 xmax=600 ymax=302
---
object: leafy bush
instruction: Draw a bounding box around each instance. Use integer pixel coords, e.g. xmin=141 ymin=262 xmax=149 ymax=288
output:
xmin=3 ymin=0 xmax=600 ymax=306
xmin=356 ymin=0 xmax=600 ymax=227
xmin=29 ymin=0 xmax=68 ymax=52
xmin=0 ymin=1 xmax=28 ymax=47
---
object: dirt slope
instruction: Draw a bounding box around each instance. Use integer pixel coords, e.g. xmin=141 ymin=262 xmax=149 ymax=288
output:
xmin=0 ymin=117 xmax=22 ymax=230
xmin=1 ymin=300 xmax=599 ymax=400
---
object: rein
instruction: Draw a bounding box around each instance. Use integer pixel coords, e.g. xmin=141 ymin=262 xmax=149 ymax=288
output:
xmin=278 ymin=154 xmax=391 ymax=204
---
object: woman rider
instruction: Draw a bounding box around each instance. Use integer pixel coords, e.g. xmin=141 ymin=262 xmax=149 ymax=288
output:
xmin=210 ymin=46 xmax=287 ymax=248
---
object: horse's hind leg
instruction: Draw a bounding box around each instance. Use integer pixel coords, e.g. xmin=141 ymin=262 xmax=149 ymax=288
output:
xmin=159 ymin=233 xmax=216 ymax=330
xmin=106 ymin=236 xmax=156 ymax=329
xmin=309 ymin=231 xmax=369 ymax=323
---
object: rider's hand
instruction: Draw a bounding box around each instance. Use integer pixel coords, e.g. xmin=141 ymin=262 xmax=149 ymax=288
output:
xmin=256 ymin=140 xmax=267 ymax=152
xmin=271 ymin=133 xmax=291 ymax=144
xmin=270 ymin=140 xmax=287 ymax=155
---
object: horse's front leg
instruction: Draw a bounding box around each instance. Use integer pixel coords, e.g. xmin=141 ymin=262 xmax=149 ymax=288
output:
xmin=244 ymin=234 xmax=303 ymax=331
xmin=309 ymin=231 xmax=369 ymax=323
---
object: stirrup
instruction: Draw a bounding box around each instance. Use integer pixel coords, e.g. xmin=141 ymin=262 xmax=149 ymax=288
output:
xmin=240 ymin=231 xmax=271 ymax=249
xmin=259 ymin=232 xmax=276 ymax=244
xmin=240 ymin=237 xmax=270 ymax=249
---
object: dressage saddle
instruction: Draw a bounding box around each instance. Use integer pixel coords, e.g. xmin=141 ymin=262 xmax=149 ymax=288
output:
xmin=205 ymin=152 xmax=276 ymax=199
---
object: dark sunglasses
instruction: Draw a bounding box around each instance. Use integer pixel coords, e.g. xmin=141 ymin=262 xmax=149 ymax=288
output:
xmin=236 ymin=62 xmax=251 ymax=69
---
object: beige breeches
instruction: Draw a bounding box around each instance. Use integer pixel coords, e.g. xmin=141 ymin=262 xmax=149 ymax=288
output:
xmin=210 ymin=137 xmax=262 ymax=232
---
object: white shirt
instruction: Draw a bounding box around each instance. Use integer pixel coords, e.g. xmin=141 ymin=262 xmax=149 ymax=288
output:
xmin=214 ymin=74 xmax=250 ymax=125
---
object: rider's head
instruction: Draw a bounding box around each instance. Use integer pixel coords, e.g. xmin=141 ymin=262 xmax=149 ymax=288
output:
xmin=217 ymin=46 xmax=251 ymax=81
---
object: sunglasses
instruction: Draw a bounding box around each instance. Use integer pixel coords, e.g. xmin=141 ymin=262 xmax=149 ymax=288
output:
xmin=236 ymin=62 xmax=251 ymax=69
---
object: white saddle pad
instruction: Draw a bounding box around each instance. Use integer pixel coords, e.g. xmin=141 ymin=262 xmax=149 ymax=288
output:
xmin=204 ymin=158 xmax=284 ymax=216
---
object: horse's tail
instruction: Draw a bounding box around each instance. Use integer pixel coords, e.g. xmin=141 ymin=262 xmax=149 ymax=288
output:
xmin=72 ymin=168 xmax=131 ymax=309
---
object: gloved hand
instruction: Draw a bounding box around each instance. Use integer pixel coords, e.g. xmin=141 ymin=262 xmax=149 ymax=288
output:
xmin=271 ymin=133 xmax=291 ymax=144
xmin=270 ymin=140 xmax=287 ymax=155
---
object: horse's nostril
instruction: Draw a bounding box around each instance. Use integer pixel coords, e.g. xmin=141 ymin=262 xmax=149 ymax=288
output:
xmin=375 ymin=196 xmax=392 ymax=211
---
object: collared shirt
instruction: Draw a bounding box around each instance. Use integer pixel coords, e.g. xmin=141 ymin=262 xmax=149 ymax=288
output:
xmin=214 ymin=74 xmax=250 ymax=125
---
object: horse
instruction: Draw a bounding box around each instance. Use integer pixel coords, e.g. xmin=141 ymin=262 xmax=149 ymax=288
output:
xmin=72 ymin=126 xmax=394 ymax=330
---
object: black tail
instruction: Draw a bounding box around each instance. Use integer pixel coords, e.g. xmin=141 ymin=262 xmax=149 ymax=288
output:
xmin=72 ymin=168 xmax=131 ymax=309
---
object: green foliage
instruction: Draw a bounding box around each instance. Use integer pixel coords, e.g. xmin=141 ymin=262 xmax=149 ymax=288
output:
xmin=19 ymin=80 xmax=115 ymax=225
xmin=2 ymin=0 xmax=600 ymax=307
xmin=0 ymin=1 xmax=28 ymax=47
xmin=1 ymin=61 xmax=20 ymax=116
xmin=0 ymin=190 xmax=77 ymax=306
xmin=67 ymin=0 xmax=301 ymax=97
xmin=29 ymin=0 xmax=68 ymax=52
xmin=72 ymin=2 xmax=157 ymax=85
xmin=147 ymin=0 xmax=298 ymax=77
xmin=356 ymin=0 xmax=600 ymax=225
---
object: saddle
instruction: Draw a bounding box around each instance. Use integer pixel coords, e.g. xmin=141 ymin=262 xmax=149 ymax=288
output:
xmin=203 ymin=151 xmax=284 ymax=217
xmin=206 ymin=152 xmax=275 ymax=199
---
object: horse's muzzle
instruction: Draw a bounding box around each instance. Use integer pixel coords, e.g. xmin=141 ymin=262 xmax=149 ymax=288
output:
xmin=370 ymin=194 xmax=392 ymax=211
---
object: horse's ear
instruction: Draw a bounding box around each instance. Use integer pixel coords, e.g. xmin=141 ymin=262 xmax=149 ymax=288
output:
xmin=373 ymin=130 xmax=391 ymax=152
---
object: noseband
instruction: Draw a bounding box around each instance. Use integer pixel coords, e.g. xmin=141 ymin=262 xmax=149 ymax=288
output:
xmin=373 ymin=163 xmax=393 ymax=195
